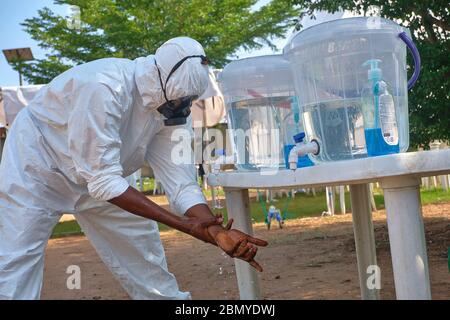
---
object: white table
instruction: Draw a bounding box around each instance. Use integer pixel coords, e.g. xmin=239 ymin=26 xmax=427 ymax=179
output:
xmin=207 ymin=149 xmax=450 ymax=300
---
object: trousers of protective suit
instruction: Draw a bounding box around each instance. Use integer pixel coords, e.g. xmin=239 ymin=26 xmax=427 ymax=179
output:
xmin=0 ymin=110 xmax=190 ymax=300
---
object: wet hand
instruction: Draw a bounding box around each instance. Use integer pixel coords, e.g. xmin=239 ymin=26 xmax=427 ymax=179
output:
xmin=208 ymin=218 xmax=268 ymax=272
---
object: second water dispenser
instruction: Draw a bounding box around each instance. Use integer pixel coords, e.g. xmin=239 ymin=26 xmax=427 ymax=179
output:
xmin=218 ymin=55 xmax=310 ymax=171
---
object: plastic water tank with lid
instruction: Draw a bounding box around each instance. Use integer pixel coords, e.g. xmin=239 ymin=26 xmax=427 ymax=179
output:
xmin=284 ymin=17 xmax=421 ymax=163
xmin=218 ymin=54 xmax=311 ymax=171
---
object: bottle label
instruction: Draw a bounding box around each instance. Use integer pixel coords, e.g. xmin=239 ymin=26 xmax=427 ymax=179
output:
xmin=378 ymin=94 xmax=399 ymax=145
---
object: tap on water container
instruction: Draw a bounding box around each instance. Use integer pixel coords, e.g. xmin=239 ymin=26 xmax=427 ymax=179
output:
xmin=284 ymin=17 xmax=421 ymax=163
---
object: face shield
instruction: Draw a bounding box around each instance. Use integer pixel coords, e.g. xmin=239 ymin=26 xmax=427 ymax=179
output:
xmin=155 ymin=55 xmax=209 ymax=126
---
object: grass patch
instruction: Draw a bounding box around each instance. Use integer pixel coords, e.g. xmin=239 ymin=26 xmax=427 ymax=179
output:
xmin=51 ymin=187 xmax=450 ymax=237
xmin=420 ymin=188 xmax=450 ymax=204
xmin=136 ymin=177 xmax=156 ymax=193
xmin=211 ymin=189 xmax=385 ymax=224
xmin=51 ymin=220 xmax=83 ymax=238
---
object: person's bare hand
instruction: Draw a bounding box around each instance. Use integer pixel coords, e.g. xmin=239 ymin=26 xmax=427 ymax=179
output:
xmin=208 ymin=218 xmax=268 ymax=272
xmin=184 ymin=214 xmax=224 ymax=244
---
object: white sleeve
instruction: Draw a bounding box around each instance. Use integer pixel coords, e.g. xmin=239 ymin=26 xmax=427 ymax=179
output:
xmin=68 ymin=83 xmax=129 ymax=201
xmin=146 ymin=119 xmax=206 ymax=215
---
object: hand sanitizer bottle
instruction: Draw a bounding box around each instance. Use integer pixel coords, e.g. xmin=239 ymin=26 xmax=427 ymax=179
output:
xmin=362 ymin=59 xmax=400 ymax=157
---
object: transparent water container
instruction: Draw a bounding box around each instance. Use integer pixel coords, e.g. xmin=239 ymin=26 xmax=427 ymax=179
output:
xmin=284 ymin=17 xmax=420 ymax=163
xmin=218 ymin=55 xmax=309 ymax=171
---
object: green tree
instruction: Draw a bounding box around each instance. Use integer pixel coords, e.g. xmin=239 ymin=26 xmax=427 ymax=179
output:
xmin=292 ymin=0 xmax=449 ymax=148
xmin=19 ymin=0 xmax=298 ymax=84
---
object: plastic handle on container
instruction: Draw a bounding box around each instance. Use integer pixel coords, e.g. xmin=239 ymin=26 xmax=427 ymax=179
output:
xmin=399 ymin=31 xmax=421 ymax=90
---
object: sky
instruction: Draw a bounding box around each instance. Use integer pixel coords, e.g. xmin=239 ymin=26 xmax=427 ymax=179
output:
xmin=0 ymin=0 xmax=69 ymax=86
xmin=0 ymin=1 xmax=346 ymax=87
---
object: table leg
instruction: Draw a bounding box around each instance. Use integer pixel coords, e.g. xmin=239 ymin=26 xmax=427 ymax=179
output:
xmin=440 ymin=174 xmax=449 ymax=191
xmin=224 ymin=188 xmax=261 ymax=300
xmin=380 ymin=176 xmax=431 ymax=300
xmin=369 ymin=183 xmax=378 ymax=211
xmin=0 ymin=137 xmax=5 ymax=161
xmin=339 ymin=185 xmax=346 ymax=214
xmin=325 ymin=186 xmax=335 ymax=216
xmin=211 ymin=185 xmax=217 ymax=207
xmin=349 ymin=184 xmax=380 ymax=300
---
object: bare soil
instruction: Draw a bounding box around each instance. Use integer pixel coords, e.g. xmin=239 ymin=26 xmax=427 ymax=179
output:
xmin=41 ymin=203 xmax=450 ymax=300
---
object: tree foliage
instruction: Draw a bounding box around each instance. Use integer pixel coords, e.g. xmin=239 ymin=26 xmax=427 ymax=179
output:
xmin=292 ymin=0 xmax=449 ymax=148
xmin=19 ymin=0 xmax=298 ymax=84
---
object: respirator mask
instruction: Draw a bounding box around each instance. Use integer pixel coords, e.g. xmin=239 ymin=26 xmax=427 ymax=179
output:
xmin=155 ymin=54 xmax=209 ymax=126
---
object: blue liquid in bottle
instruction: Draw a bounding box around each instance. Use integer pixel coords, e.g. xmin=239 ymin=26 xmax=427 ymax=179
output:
xmin=362 ymin=59 xmax=400 ymax=158
xmin=364 ymin=128 xmax=399 ymax=157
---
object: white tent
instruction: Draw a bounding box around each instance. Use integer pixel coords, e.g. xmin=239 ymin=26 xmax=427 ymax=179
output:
xmin=0 ymin=74 xmax=226 ymax=130
xmin=0 ymin=85 xmax=45 ymax=160
xmin=190 ymin=69 xmax=226 ymax=128
xmin=0 ymin=85 xmax=44 ymax=128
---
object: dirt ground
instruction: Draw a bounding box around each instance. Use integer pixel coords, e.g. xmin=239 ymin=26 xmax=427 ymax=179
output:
xmin=41 ymin=202 xmax=450 ymax=300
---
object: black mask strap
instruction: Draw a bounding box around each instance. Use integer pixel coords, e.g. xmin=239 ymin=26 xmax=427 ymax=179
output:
xmin=154 ymin=55 xmax=209 ymax=103
xmin=155 ymin=62 xmax=169 ymax=102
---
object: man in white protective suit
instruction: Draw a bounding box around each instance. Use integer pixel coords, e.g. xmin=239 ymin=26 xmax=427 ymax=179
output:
xmin=0 ymin=37 xmax=268 ymax=300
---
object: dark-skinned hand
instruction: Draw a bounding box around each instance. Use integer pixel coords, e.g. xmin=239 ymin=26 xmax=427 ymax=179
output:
xmin=183 ymin=214 xmax=224 ymax=244
xmin=208 ymin=216 xmax=268 ymax=272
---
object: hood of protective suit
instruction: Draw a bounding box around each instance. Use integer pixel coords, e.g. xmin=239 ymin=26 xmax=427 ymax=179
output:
xmin=134 ymin=37 xmax=210 ymax=110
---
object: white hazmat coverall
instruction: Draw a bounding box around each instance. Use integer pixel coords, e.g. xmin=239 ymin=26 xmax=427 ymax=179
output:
xmin=0 ymin=37 xmax=209 ymax=300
